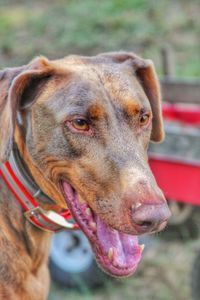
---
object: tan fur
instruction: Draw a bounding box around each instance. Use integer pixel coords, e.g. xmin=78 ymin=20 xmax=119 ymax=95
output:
xmin=123 ymin=101 xmax=140 ymax=117
xmin=87 ymin=103 xmax=106 ymax=120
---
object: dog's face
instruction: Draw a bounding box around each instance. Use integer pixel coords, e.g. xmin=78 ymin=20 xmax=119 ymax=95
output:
xmin=0 ymin=52 xmax=170 ymax=277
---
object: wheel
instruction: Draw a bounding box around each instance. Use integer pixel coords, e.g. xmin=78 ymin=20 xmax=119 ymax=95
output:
xmin=162 ymin=201 xmax=200 ymax=240
xmin=191 ymin=251 xmax=200 ymax=300
xmin=168 ymin=201 xmax=194 ymax=226
xmin=49 ymin=230 xmax=107 ymax=288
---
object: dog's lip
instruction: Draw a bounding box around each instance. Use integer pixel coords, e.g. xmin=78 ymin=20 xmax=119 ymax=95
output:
xmin=60 ymin=179 xmax=143 ymax=277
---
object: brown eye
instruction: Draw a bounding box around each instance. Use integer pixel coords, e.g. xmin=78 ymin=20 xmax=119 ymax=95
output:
xmin=71 ymin=118 xmax=90 ymax=131
xmin=139 ymin=113 xmax=150 ymax=127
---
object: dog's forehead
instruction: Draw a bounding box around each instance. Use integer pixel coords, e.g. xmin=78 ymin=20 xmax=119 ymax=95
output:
xmin=66 ymin=57 xmax=148 ymax=103
xmin=58 ymin=56 xmax=142 ymax=95
xmin=41 ymin=57 xmax=150 ymax=120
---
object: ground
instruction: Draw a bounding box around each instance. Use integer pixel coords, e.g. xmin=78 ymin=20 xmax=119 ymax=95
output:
xmin=48 ymin=236 xmax=200 ymax=300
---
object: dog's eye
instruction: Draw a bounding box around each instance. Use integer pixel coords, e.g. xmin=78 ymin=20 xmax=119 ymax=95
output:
xmin=139 ymin=113 xmax=150 ymax=127
xmin=71 ymin=118 xmax=90 ymax=131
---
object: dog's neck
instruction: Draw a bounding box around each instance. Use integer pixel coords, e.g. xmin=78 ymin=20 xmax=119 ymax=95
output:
xmin=0 ymin=125 xmax=54 ymax=299
xmin=0 ymin=174 xmax=51 ymax=299
xmin=14 ymin=126 xmax=67 ymax=212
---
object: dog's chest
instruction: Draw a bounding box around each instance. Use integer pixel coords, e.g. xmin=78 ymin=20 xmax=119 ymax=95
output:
xmin=0 ymin=267 xmax=49 ymax=300
xmin=0 ymin=176 xmax=51 ymax=300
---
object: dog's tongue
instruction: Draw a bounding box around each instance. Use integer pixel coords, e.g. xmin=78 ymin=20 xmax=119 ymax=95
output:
xmin=62 ymin=180 xmax=142 ymax=276
xmin=95 ymin=215 xmax=142 ymax=270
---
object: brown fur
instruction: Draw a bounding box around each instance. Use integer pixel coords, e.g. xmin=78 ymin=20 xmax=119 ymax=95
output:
xmin=0 ymin=52 xmax=168 ymax=299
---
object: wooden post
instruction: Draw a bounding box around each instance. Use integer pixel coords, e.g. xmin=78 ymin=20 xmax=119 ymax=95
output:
xmin=161 ymin=46 xmax=175 ymax=78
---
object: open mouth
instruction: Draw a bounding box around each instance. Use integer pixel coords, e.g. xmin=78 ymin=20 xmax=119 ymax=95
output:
xmin=61 ymin=180 xmax=143 ymax=277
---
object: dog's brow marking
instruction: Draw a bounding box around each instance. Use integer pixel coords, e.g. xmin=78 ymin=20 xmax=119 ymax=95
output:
xmin=87 ymin=104 xmax=105 ymax=120
xmin=123 ymin=101 xmax=140 ymax=117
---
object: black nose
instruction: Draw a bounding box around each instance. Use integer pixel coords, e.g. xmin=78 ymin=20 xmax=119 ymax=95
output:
xmin=132 ymin=202 xmax=171 ymax=234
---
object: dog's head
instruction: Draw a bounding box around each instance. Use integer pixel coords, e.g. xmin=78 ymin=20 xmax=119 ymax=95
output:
xmin=0 ymin=52 xmax=170 ymax=277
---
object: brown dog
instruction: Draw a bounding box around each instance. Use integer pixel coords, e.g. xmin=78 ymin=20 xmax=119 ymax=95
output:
xmin=0 ymin=52 xmax=170 ymax=300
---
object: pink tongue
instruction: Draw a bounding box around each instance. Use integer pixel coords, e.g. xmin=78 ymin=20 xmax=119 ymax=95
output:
xmin=95 ymin=215 xmax=141 ymax=268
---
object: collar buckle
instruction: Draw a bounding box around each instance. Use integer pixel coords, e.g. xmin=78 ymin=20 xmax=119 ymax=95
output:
xmin=25 ymin=206 xmax=77 ymax=232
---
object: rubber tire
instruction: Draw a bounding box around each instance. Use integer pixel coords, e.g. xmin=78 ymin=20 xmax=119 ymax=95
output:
xmin=161 ymin=205 xmax=200 ymax=241
xmin=191 ymin=251 xmax=200 ymax=300
xmin=163 ymin=219 xmax=200 ymax=240
xmin=49 ymin=231 xmax=108 ymax=289
xmin=49 ymin=258 xmax=108 ymax=289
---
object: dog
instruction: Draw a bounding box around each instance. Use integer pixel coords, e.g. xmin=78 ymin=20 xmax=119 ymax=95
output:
xmin=0 ymin=52 xmax=171 ymax=300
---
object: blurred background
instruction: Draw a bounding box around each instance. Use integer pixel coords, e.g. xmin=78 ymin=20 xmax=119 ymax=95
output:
xmin=0 ymin=0 xmax=200 ymax=300
xmin=0 ymin=0 xmax=199 ymax=77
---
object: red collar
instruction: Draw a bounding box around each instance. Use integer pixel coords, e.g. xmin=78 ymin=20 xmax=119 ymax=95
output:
xmin=0 ymin=149 xmax=78 ymax=232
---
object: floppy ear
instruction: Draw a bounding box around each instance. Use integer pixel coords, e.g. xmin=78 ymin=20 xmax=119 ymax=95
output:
xmin=99 ymin=52 xmax=164 ymax=142
xmin=0 ymin=57 xmax=53 ymax=162
xmin=134 ymin=58 xmax=164 ymax=142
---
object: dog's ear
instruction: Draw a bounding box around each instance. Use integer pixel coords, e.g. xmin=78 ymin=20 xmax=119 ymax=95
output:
xmin=99 ymin=52 xmax=164 ymax=142
xmin=0 ymin=57 xmax=53 ymax=162
xmin=133 ymin=58 xmax=164 ymax=143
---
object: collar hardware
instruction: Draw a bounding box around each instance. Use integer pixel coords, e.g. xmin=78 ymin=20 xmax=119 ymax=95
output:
xmin=25 ymin=207 xmax=77 ymax=232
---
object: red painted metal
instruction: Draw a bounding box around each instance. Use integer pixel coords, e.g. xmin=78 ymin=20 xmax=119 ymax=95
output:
xmin=163 ymin=103 xmax=200 ymax=126
xmin=149 ymin=103 xmax=200 ymax=206
xmin=149 ymin=158 xmax=200 ymax=206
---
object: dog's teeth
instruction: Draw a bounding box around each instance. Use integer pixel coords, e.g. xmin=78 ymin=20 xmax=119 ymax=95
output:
xmin=108 ymin=247 xmax=114 ymax=261
xmin=135 ymin=202 xmax=142 ymax=209
xmin=140 ymin=244 xmax=145 ymax=252
xmin=86 ymin=207 xmax=92 ymax=216
xmin=89 ymin=221 xmax=96 ymax=230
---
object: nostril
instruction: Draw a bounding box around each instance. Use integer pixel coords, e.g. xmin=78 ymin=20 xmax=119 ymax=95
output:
xmin=131 ymin=202 xmax=171 ymax=233
xmin=137 ymin=220 xmax=153 ymax=228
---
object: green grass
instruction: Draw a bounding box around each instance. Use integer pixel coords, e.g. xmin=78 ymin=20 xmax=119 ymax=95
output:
xmin=0 ymin=0 xmax=199 ymax=77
